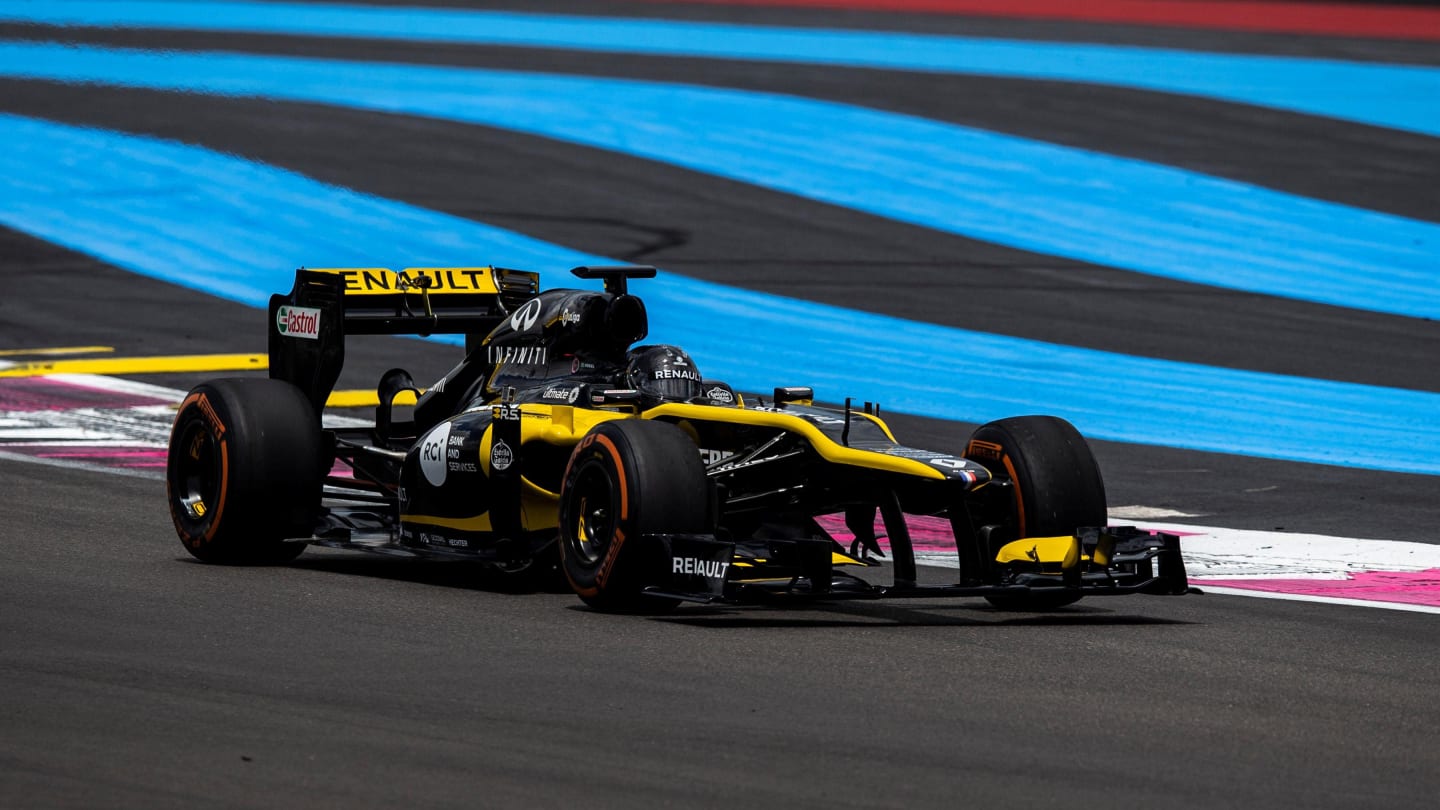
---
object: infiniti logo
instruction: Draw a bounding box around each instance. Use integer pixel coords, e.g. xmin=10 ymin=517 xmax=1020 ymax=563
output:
xmin=509 ymin=298 xmax=543 ymax=332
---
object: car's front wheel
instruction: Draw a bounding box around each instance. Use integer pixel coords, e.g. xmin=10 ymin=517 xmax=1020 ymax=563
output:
xmin=965 ymin=415 xmax=1106 ymax=610
xmin=558 ymin=419 xmax=710 ymax=612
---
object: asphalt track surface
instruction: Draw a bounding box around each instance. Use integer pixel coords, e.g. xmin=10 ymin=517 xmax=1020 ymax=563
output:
xmin=2 ymin=2 xmax=1438 ymax=807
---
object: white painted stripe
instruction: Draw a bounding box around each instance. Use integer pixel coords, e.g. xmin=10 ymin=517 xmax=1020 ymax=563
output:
xmin=1108 ymin=505 xmax=1200 ymax=520
xmin=47 ymin=372 xmax=190 ymax=400
xmin=32 ymin=373 xmax=373 ymax=427
xmin=1195 ymin=586 xmax=1440 ymax=615
xmin=0 ymin=429 xmax=160 ymax=443
xmin=1137 ymin=521 xmax=1440 ymax=576
xmin=0 ymin=405 xmax=177 ymax=445
xmin=0 ymin=449 xmax=162 ymax=481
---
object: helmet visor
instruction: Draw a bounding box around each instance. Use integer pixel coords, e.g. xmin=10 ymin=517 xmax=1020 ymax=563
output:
xmin=639 ymin=370 xmax=704 ymax=402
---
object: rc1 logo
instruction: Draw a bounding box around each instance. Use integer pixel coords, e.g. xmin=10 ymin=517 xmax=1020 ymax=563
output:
xmin=509 ymin=298 xmax=543 ymax=332
xmin=490 ymin=439 xmax=514 ymax=471
xmin=275 ymin=305 xmax=321 ymax=339
xmin=418 ymin=421 xmax=451 ymax=486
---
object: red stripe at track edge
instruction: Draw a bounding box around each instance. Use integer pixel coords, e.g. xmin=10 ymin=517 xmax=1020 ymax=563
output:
xmin=644 ymin=0 xmax=1440 ymax=42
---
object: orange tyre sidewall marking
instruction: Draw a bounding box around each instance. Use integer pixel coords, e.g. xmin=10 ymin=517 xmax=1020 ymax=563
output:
xmin=592 ymin=434 xmax=628 ymax=522
xmin=1000 ymin=451 xmax=1025 ymax=540
xmin=173 ymin=392 xmax=230 ymax=547
xmin=966 ymin=436 xmax=1026 ymax=539
xmin=590 ymin=433 xmax=628 ymax=588
xmin=596 ymin=529 xmax=626 ymax=590
xmin=561 ymin=442 xmax=597 ymax=595
xmin=205 ymin=437 xmax=230 ymax=544
xmin=560 ymin=432 xmax=622 ymax=597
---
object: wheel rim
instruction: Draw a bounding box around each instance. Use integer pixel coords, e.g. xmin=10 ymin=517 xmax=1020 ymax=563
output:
xmin=568 ymin=462 xmax=616 ymax=567
xmin=171 ymin=419 xmax=221 ymax=523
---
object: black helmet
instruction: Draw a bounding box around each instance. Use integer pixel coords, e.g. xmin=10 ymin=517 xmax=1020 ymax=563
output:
xmin=625 ymin=345 xmax=704 ymax=406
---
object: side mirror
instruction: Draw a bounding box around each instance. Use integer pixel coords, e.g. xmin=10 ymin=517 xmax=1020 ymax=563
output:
xmin=700 ymin=380 xmax=740 ymax=407
xmin=586 ymin=387 xmax=644 ymax=409
xmin=773 ymin=387 xmax=814 ymax=407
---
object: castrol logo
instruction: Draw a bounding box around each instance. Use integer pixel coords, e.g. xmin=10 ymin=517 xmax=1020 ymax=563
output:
xmin=276 ymin=305 xmax=321 ymax=340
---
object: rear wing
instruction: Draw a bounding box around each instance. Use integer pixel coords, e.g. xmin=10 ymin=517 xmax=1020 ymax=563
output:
xmin=293 ymin=266 xmax=539 ymax=335
xmin=268 ymin=267 xmax=539 ymax=415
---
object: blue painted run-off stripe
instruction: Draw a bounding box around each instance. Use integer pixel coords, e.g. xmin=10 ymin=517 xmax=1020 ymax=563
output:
xmin=3 ymin=114 xmax=1438 ymax=475
xmin=4 ymin=0 xmax=1439 ymax=138
xmin=1 ymin=42 xmax=1436 ymax=320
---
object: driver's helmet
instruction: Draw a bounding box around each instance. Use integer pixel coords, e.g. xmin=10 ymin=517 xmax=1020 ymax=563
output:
xmin=625 ymin=345 xmax=705 ymax=406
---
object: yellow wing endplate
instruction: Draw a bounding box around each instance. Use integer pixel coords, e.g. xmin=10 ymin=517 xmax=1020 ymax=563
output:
xmin=995 ymin=535 xmax=1083 ymax=569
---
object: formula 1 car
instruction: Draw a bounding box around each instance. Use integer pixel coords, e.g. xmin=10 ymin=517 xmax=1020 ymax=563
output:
xmin=166 ymin=264 xmax=1188 ymax=611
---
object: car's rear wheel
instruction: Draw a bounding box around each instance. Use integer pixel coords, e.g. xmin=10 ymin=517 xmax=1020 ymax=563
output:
xmin=965 ymin=415 xmax=1106 ymax=610
xmin=558 ymin=419 xmax=710 ymax=612
xmin=166 ymin=378 xmax=323 ymax=564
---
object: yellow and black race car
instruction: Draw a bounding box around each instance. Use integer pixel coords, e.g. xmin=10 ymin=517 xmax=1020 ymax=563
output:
xmin=166 ymin=265 xmax=1188 ymax=611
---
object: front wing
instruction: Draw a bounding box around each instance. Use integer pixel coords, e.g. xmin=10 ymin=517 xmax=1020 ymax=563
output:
xmin=640 ymin=527 xmax=1189 ymax=605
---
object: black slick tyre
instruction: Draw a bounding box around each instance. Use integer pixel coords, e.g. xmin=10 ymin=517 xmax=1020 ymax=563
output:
xmin=166 ymin=378 xmax=324 ymax=564
xmin=558 ymin=419 xmax=710 ymax=612
xmin=965 ymin=415 xmax=1106 ymax=610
